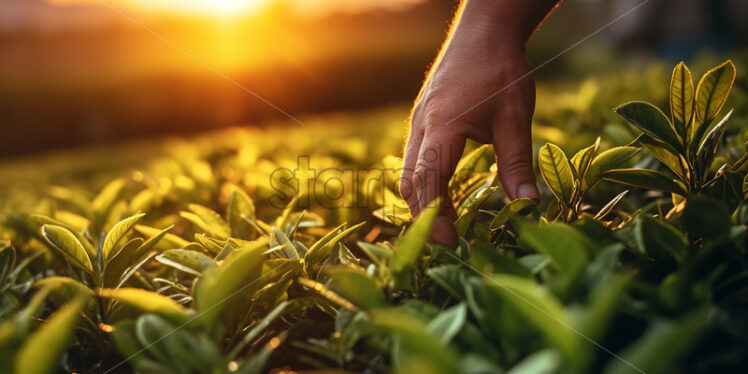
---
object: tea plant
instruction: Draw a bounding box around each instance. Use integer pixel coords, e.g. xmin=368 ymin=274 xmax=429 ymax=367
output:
xmin=0 ymin=59 xmax=747 ymax=374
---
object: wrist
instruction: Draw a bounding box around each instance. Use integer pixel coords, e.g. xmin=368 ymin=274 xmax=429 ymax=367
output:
xmin=460 ymin=0 xmax=559 ymax=43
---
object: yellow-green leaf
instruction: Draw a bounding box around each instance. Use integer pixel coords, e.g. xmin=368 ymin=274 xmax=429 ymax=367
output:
xmin=41 ymin=224 xmax=93 ymax=273
xmin=695 ymin=60 xmax=736 ymax=123
xmin=193 ymin=237 xmax=268 ymax=325
xmin=227 ymin=188 xmax=257 ymax=240
xmin=539 ymin=143 xmax=575 ymax=204
xmin=14 ymin=296 xmax=87 ymax=374
xmin=98 ymin=287 xmax=191 ymax=323
xmin=570 ymin=137 xmax=600 ymax=180
xmin=102 ymin=213 xmax=145 ymax=262
xmin=391 ymin=199 xmax=440 ymax=290
xmin=181 ymin=204 xmax=231 ymax=239
xmin=156 ymin=249 xmax=216 ymax=276
xmin=489 ymin=198 xmax=537 ymax=229
xmin=582 ymin=146 xmax=639 ymax=192
xmin=670 ymin=62 xmax=694 ymax=141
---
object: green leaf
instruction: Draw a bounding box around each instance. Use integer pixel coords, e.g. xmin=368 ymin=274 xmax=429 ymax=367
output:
xmin=369 ymin=308 xmax=459 ymax=374
xmin=583 ymin=146 xmax=639 ymax=192
xmin=600 ymin=169 xmax=688 ymax=195
xmin=695 ymin=109 xmax=733 ymax=184
xmin=31 ymin=214 xmax=96 ymax=258
xmin=604 ymin=307 xmax=707 ymax=374
xmin=41 ymin=224 xmax=93 ymax=273
xmin=426 ymin=303 xmax=466 ymax=345
xmin=92 ymin=178 xmax=126 ymax=223
xmin=304 ymin=222 xmax=365 ymax=275
xmin=615 ymin=101 xmax=682 ymax=152
xmin=670 ymin=62 xmax=695 ymax=141
xmin=155 ymin=249 xmax=216 ymax=276
xmin=357 ymin=241 xmax=392 ymax=265
xmin=228 ymin=187 xmax=257 ymax=240
xmin=135 ymin=224 xmax=189 ymax=249
xmin=99 ymin=287 xmax=191 ymax=323
xmin=181 ymin=204 xmax=231 ymax=240
xmin=449 ymin=144 xmax=494 ymax=192
xmin=102 ymin=213 xmax=145 ymax=262
xmin=680 ymin=196 xmax=731 ymax=240
xmin=488 ymin=274 xmax=578 ymax=360
xmin=695 ymin=60 xmax=736 ymax=123
xmin=489 ymin=198 xmax=537 ymax=229
xmin=34 ymin=276 xmax=95 ymax=305
xmin=539 ymin=143 xmax=575 ymax=204
xmin=14 ymin=296 xmax=87 ymax=374
xmin=325 ymin=267 xmax=385 ymax=309
xmin=0 ymin=241 xmax=16 ymax=288
xmin=454 ymin=187 xmax=498 ymax=236
xmin=517 ymin=222 xmax=589 ymax=287
xmin=133 ymin=225 xmax=174 ymax=259
xmin=634 ymin=215 xmax=688 ymax=261
xmin=636 ymin=134 xmax=689 ymax=183
xmin=570 ymin=137 xmax=600 ymax=180
xmin=193 ymin=237 xmax=268 ymax=325
xmin=391 ymin=199 xmax=440 ymax=290
xmin=506 ymin=350 xmax=561 ymax=374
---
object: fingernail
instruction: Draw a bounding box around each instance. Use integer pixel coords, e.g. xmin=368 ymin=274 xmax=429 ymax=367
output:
xmin=516 ymin=183 xmax=539 ymax=201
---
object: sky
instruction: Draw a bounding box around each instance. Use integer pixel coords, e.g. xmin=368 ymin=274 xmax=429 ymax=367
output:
xmin=0 ymin=0 xmax=425 ymax=32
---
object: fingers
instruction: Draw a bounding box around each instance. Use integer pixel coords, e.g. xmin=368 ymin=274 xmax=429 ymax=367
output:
xmin=413 ymin=128 xmax=465 ymax=246
xmin=492 ymin=85 xmax=539 ymax=201
xmin=400 ymin=129 xmax=423 ymax=217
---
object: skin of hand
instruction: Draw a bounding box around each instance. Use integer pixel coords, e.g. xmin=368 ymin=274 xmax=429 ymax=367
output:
xmin=400 ymin=0 xmax=561 ymax=246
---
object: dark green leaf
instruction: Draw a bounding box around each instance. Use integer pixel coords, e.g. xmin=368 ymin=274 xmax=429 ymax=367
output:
xmin=600 ymin=169 xmax=688 ymax=195
xmin=583 ymin=146 xmax=639 ymax=192
xmin=489 ymin=198 xmax=537 ymax=229
xmin=325 ymin=267 xmax=385 ymax=309
xmin=615 ymin=101 xmax=682 ymax=152
xmin=695 ymin=60 xmax=736 ymax=123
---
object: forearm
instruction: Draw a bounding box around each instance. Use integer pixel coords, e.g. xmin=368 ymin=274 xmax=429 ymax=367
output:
xmin=459 ymin=0 xmax=562 ymax=43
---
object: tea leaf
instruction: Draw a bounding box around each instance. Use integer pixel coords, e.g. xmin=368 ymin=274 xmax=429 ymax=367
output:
xmin=600 ymin=169 xmax=688 ymax=196
xmin=582 ymin=146 xmax=639 ymax=192
xmin=539 ymin=143 xmax=575 ymax=204
xmin=14 ymin=296 xmax=87 ymax=374
xmin=99 ymin=287 xmax=192 ymax=323
xmin=594 ymin=190 xmax=629 ymax=220
xmin=489 ymin=198 xmax=537 ymax=229
xmin=156 ymin=249 xmax=216 ymax=276
xmin=449 ymin=145 xmax=493 ymax=192
xmin=695 ymin=60 xmax=736 ymax=123
xmin=570 ymin=137 xmax=600 ymax=180
xmin=193 ymin=237 xmax=268 ymax=325
xmin=454 ymin=187 xmax=498 ymax=236
xmin=41 ymin=224 xmax=93 ymax=273
xmin=102 ymin=213 xmax=145 ymax=262
xmin=228 ymin=188 xmax=257 ymax=240
xmin=426 ymin=303 xmax=466 ymax=345
xmin=31 ymin=214 xmax=96 ymax=258
xmin=636 ymin=134 xmax=689 ymax=183
xmin=604 ymin=307 xmax=707 ymax=374
xmin=635 ymin=215 xmax=687 ymax=261
xmin=92 ymin=178 xmax=126 ymax=223
xmin=695 ymin=109 xmax=733 ymax=184
xmin=182 ymin=204 xmax=231 ymax=240
xmin=669 ymin=62 xmax=694 ymax=141
xmin=488 ymin=274 xmax=578 ymax=360
xmin=615 ymin=101 xmax=682 ymax=152
xmin=391 ymin=199 xmax=440 ymax=290
xmin=0 ymin=241 xmax=16 ymax=288
xmin=325 ymin=267 xmax=385 ymax=309
xmin=517 ymin=222 xmax=590 ymax=284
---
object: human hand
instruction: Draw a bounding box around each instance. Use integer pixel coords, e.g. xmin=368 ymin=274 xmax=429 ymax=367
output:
xmin=400 ymin=1 xmax=555 ymax=246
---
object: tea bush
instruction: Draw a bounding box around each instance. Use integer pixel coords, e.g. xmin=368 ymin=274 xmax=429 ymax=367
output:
xmin=1 ymin=60 xmax=747 ymax=374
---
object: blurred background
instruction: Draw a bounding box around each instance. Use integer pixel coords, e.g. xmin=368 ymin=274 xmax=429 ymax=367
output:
xmin=1 ymin=0 xmax=746 ymax=158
